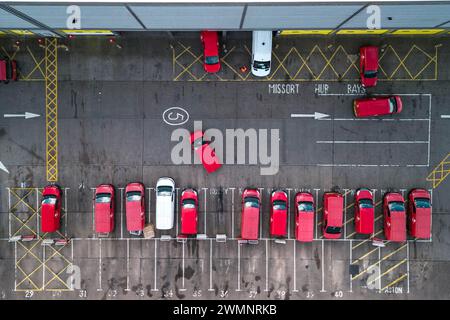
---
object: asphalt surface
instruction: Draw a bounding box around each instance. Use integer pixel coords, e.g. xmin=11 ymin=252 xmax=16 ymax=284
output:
xmin=0 ymin=32 xmax=450 ymax=300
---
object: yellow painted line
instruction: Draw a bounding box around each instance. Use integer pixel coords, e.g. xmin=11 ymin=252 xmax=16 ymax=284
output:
xmin=366 ymin=259 xmax=407 ymax=285
xmin=352 ymin=244 xmax=407 ymax=280
xmin=381 ymin=273 xmax=407 ymax=291
xmin=45 ymin=38 xmax=58 ymax=182
xmin=60 ymin=29 xmax=114 ymax=35
xmin=426 ymin=153 xmax=450 ymax=188
xmin=351 ymin=246 xmax=379 ymax=265
xmin=391 ymin=29 xmax=445 ymax=35
xmin=280 ymin=30 xmax=333 ymax=35
xmin=336 ymin=29 xmax=389 ymax=35
xmin=346 ymin=231 xmax=356 ymax=238
xmin=10 ymin=29 xmax=34 ymax=35
xmin=351 ymin=230 xmax=383 ymax=250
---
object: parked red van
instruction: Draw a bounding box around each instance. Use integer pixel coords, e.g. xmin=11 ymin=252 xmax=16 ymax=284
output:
xmin=94 ymin=184 xmax=115 ymax=235
xmin=383 ymin=192 xmax=406 ymax=242
xmin=180 ymin=188 xmax=199 ymax=236
xmin=125 ymin=182 xmax=145 ymax=236
xmin=241 ymin=188 xmax=260 ymax=241
xmin=354 ymin=188 xmax=374 ymax=234
xmin=360 ymin=46 xmax=378 ymax=87
xmin=294 ymin=192 xmax=314 ymax=242
xmin=322 ymin=192 xmax=344 ymax=239
xmin=41 ymin=185 xmax=62 ymax=233
xmin=408 ymin=189 xmax=431 ymax=239
xmin=270 ymin=190 xmax=288 ymax=238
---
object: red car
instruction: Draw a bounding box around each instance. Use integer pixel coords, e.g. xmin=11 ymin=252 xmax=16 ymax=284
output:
xmin=360 ymin=46 xmax=378 ymax=87
xmin=200 ymin=31 xmax=220 ymax=73
xmin=408 ymin=189 xmax=431 ymax=239
xmin=241 ymin=188 xmax=260 ymax=241
xmin=354 ymin=188 xmax=374 ymax=235
xmin=125 ymin=182 xmax=145 ymax=236
xmin=94 ymin=184 xmax=115 ymax=235
xmin=190 ymin=131 xmax=222 ymax=174
xmin=294 ymin=192 xmax=314 ymax=242
xmin=41 ymin=185 xmax=62 ymax=233
xmin=322 ymin=192 xmax=343 ymax=239
xmin=353 ymin=96 xmax=403 ymax=118
xmin=270 ymin=190 xmax=288 ymax=238
xmin=180 ymin=188 xmax=198 ymax=236
xmin=383 ymin=192 xmax=406 ymax=242
xmin=0 ymin=58 xmax=17 ymax=83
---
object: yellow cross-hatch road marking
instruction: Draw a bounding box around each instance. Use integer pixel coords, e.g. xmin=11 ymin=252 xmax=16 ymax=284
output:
xmin=381 ymin=274 xmax=408 ymax=292
xmin=427 ymin=153 xmax=450 ymax=188
xmin=172 ymin=43 xmax=439 ymax=82
xmin=45 ymin=38 xmax=58 ymax=182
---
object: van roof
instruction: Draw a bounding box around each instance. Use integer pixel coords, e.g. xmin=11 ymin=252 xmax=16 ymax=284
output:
xmin=252 ymin=31 xmax=272 ymax=56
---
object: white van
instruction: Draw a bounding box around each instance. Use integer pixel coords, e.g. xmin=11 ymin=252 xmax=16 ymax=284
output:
xmin=155 ymin=177 xmax=175 ymax=230
xmin=251 ymin=31 xmax=272 ymax=77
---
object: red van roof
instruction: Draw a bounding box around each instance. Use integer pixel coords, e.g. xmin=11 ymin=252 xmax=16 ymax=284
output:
xmin=126 ymin=201 xmax=144 ymax=231
xmin=181 ymin=207 xmax=197 ymax=235
xmin=270 ymin=209 xmax=287 ymax=237
xmin=296 ymin=212 xmax=314 ymax=242
xmin=41 ymin=203 xmax=58 ymax=232
xmin=325 ymin=194 xmax=343 ymax=226
xmin=242 ymin=207 xmax=259 ymax=240
xmin=414 ymin=208 xmax=431 ymax=238
xmin=389 ymin=212 xmax=406 ymax=242
xmin=95 ymin=203 xmax=113 ymax=233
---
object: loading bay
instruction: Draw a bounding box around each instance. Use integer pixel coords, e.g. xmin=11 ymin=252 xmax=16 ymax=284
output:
xmin=0 ymin=33 xmax=450 ymax=300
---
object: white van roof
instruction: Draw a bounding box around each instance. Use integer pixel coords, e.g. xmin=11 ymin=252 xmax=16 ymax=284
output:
xmin=252 ymin=31 xmax=272 ymax=56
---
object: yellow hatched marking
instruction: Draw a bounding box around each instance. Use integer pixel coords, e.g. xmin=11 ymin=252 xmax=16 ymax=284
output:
xmin=15 ymin=240 xmax=44 ymax=291
xmin=426 ymin=153 xmax=450 ymax=188
xmin=45 ymin=38 xmax=58 ymax=182
xmin=351 ymin=230 xmax=383 ymax=250
xmin=336 ymin=29 xmax=389 ymax=35
xmin=381 ymin=274 xmax=407 ymax=291
xmin=43 ymin=244 xmax=73 ymax=290
xmin=366 ymin=259 xmax=407 ymax=285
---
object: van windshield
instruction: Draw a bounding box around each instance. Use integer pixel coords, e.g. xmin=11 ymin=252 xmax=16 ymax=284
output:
xmin=42 ymin=195 xmax=57 ymax=205
xmin=273 ymin=200 xmax=286 ymax=211
xmin=95 ymin=193 xmax=111 ymax=203
xmin=183 ymin=199 xmax=196 ymax=209
xmin=389 ymin=97 xmax=397 ymax=113
xmin=244 ymin=197 xmax=260 ymax=208
xmin=298 ymin=202 xmax=314 ymax=212
xmin=364 ymin=70 xmax=377 ymax=78
xmin=326 ymin=226 xmax=341 ymax=234
xmin=205 ymin=56 xmax=219 ymax=65
xmin=253 ymin=60 xmax=270 ymax=70
xmin=359 ymin=199 xmax=373 ymax=209
xmin=157 ymin=186 xmax=173 ymax=196
xmin=126 ymin=191 xmax=141 ymax=202
xmin=414 ymin=198 xmax=431 ymax=209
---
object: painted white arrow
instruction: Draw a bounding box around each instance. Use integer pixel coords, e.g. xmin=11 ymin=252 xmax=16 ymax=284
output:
xmin=0 ymin=161 xmax=9 ymax=174
xmin=290 ymin=112 xmax=330 ymax=120
xmin=440 ymin=115 xmax=450 ymax=119
xmin=4 ymin=112 xmax=40 ymax=119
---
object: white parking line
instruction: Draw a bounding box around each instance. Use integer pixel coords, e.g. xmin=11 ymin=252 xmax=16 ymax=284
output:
xmin=64 ymin=188 xmax=69 ymax=238
xmin=97 ymin=239 xmax=102 ymax=291
xmin=125 ymin=238 xmax=130 ymax=291
xmin=427 ymin=95 xmax=432 ymax=166
xmin=286 ymin=188 xmax=292 ymax=239
xmin=176 ymin=188 xmax=180 ymax=236
xmin=152 ymin=239 xmax=158 ymax=292
xmin=407 ymin=241 xmax=410 ymax=294
xmin=7 ymin=188 xmax=11 ymax=238
xmin=320 ymin=239 xmax=325 ymax=292
xmin=349 ymin=240 xmax=352 ymax=293
xmin=119 ymin=188 xmax=124 ymax=239
xmin=42 ymin=245 xmax=45 ymax=290
xmin=203 ymin=188 xmax=208 ymax=235
xmin=293 ymin=240 xmax=298 ymax=292
xmin=14 ymin=241 xmax=17 ymax=291
xmin=317 ymin=140 xmax=428 ymax=144
xmin=258 ymin=188 xmax=264 ymax=239
xmin=319 ymin=118 xmax=429 ymax=121
xmin=35 ymin=189 xmax=39 ymax=239
xmin=314 ymin=189 xmax=320 ymax=239
xmin=429 ymin=188 xmax=433 ymax=242
xmin=208 ymin=238 xmax=214 ymax=291
xmin=265 ymin=239 xmax=269 ymax=292
xmin=91 ymin=188 xmax=96 ymax=236
xmin=236 ymin=242 xmax=241 ymax=292
xmin=182 ymin=239 xmax=185 ymax=290
xmin=343 ymin=188 xmax=349 ymax=239
xmin=230 ymin=188 xmax=235 ymax=239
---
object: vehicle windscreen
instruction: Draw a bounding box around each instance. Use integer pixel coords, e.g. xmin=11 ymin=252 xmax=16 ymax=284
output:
xmin=95 ymin=193 xmax=111 ymax=203
xmin=388 ymin=97 xmax=397 ymax=113
xmin=364 ymin=70 xmax=377 ymax=78
xmin=388 ymin=201 xmax=405 ymax=212
xmin=297 ymin=202 xmax=313 ymax=212
xmin=414 ymin=198 xmax=431 ymax=209
xmin=359 ymin=198 xmax=374 ymax=209
xmin=273 ymin=200 xmax=286 ymax=211
xmin=253 ymin=60 xmax=270 ymax=70
xmin=157 ymin=186 xmax=173 ymax=196
xmin=42 ymin=195 xmax=57 ymax=205
xmin=326 ymin=226 xmax=341 ymax=234
xmin=126 ymin=191 xmax=141 ymax=202
xmin=205 ymin=56 xmax=219 ymax=65
xmin=182 ymin=199 xmax=196 ymax=209
xmin=244 ymin=196 xmax=260 ymax=209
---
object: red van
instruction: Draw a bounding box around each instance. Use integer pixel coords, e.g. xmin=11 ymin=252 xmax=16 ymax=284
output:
xmin=94 ymin=184 xmax=115 ymax=235
xmin=125 ymin=182 xmax=145 ymax=236
xmin=0 ymin=58 xmax=17 ymax=83
xmin=322 ymin=192 xmax=344 ymax=239
xmin=360 ymin=46 xmax=378 ymax=87
xmin=408 ymin=189 xmax=431 ymax=239
xmin=41 ymin=185 xmax=62 ymax=233
xmin=294 ymin=192 xmax=314 ymax=242
xmin=180 ymin=188 xmax=199 ymax=236
xmin=241 ymin=188 xmax=260 ymax=241
xmin=353 ymin=96 xmax=403 ymax=118
xmin=383 ymin=192 xmax=406 ymax=242
xmin=270 ymin=190 xmax=288 ymax=238
xmin=354 ymin=188 xmax=374 ymax=234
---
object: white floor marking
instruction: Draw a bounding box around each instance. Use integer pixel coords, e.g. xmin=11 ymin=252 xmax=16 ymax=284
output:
xmin=407 ymin=241 xmax=410 ymax=294
xmin=230 ymin=188 xmax=235 ymax=239
xmin=209 ymin=238 xmax=213 ymax=291
xmin=317 ymin=140 xmax=428 ymax=144
xmin=349 ymin=239 xmax=352 ymax=293
xmin=265 ymin=239 xmax=269 ymax=292
xmin=378 ymin=246 xmax=382 ymax=293
xmin=125 ymin=239 xmax=130 ymax=291
xmin=42 ymin=245 xmax=45 ymax=290
xmin=152 ymin=239 xmax=158 ymax=291
xmin=314 ymin=189 xmax=320 ymax=239
xmin=320 ymin=239 xmax=326 ymax=292
xmin=35 ymin=189 xmax=39 ymax=240
xmin=64 ymin=188 xmax=68 ymax=238
xmin=236 ymin=242 xmax=241 ymax=292
xmin=182 ymin=239 xmax=185 ymax=289
xmin=7 ymin=188 xmax=11 ymax=238
xmin=14 ymin=241 xmax=17 ymax=291
xmin=286 ymin=188 xmax=292 ymax=239
xmin=97 ymin=239 xmax=102 ymax=291
xmin=120 ymin=188 xmax=124 ymax=239
xmin=343 ymin=188 xmax=349 ymax=239
xmin=203 ymin=188 xmax=208 ymax=235
xmin=258 ymin=188 xmax=264 ymax=239
xmin=427 ymin=95 xmax=432 ymax=166
xmin=176 ymin=188 xmax=180 ymax=236
xmin=319 ymin=118 xmax=429 ymax=121
xmin=440 ymin=115 xmax=450 ymax=118
xmin=91 ymin=188 xmax=95 ymax=236
xmin=293 ymin=240 xmax=298 ymax=292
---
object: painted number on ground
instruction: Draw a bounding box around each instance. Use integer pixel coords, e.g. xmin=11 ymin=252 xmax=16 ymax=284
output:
xmin=163 ymin=107 xmax=190 ymax=126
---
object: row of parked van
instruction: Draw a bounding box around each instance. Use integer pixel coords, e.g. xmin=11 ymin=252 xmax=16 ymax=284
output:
xmin=40 ymin=180 xmax=431 ymax=242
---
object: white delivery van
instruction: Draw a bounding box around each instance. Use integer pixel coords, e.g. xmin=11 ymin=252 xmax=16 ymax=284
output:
xmin=251 ymin=31 xmax=272 ymax=77
xmin=155 ymin=177 xmax=175 ymax=230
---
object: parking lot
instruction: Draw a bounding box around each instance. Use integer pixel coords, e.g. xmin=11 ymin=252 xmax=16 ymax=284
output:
xmin=0 ymin=33 xmax=450 ymax=300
